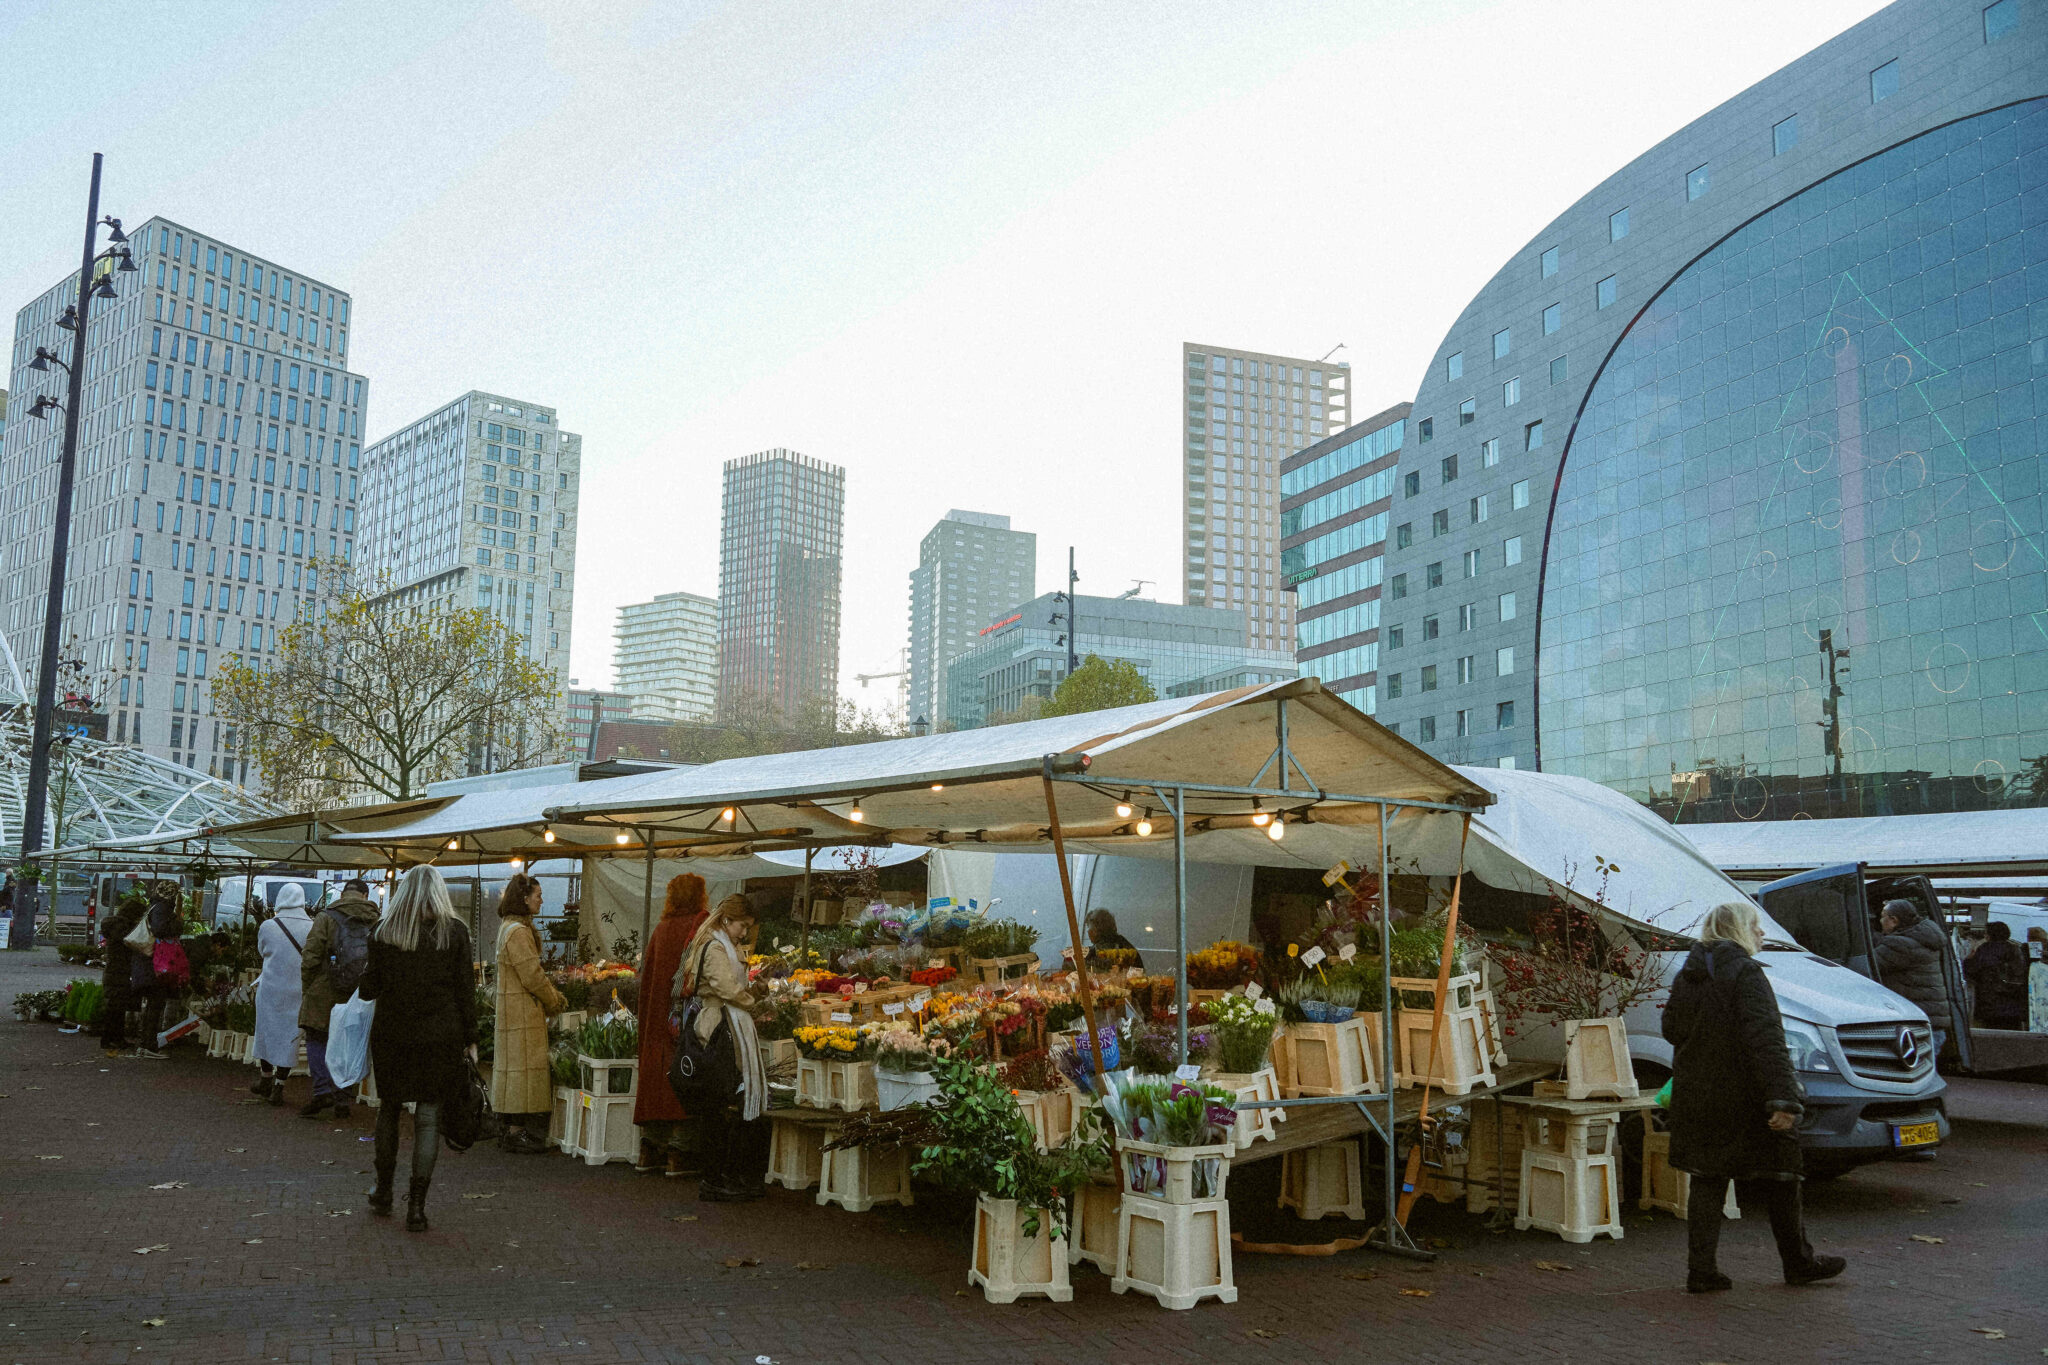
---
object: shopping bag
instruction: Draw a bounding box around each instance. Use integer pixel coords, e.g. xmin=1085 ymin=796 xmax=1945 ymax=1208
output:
xmin=1654 ymin=1077 xmax=1673 ymax=1108
xmin=443 ymin=1060 xmax=495 ymax=1152
xmin=123 ymin=916 xmax=156 ymax=954
xmin=326 ymin=991 xmax=375 ymax=1089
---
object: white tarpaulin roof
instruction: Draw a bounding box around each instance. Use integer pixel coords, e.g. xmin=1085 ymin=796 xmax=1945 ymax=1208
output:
xmin=1674 ymin=807 xmax=2048 ymax=878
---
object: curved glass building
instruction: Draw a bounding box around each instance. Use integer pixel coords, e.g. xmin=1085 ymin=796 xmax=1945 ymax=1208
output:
xmin=1287 ymin=0 xmax=2046 ymax=822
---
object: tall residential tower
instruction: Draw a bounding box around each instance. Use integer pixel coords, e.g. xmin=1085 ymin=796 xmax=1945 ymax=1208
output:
xmin=1182 ymin=344 xmax=1348 ymax=653
xmin=3 ymin=218 xmax=368 ymax=779
xmin=613 ymin=589 xmax=718 ymax=724
xmin=906 ymin=510 xmax=1034 ymax=732
xmin=356 ymin=391 xmax=581 ymax=704
xmin=718 ymin=448 xmax=843 ymax=723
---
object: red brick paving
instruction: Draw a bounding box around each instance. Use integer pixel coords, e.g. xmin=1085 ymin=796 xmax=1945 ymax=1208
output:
xmin=4 ymin=946 xmax=2045 ymax=1364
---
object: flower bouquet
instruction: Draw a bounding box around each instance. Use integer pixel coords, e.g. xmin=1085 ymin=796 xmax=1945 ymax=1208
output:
xmin=1186 ymin=940 xmax=1261 ymax=990
xmin=1096 ymin=1070 xmax=1237 ymax=1201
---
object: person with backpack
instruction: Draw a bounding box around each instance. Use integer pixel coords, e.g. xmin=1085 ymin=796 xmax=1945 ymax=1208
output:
xmin=134 ymin=882 xmax=190 ymax=1059
xmin=1963 ymin=921 xmax=2029 ymax=1030
xmin=252 ymin=885 xmax=315 ymax=1101
xmin=358 ymin=865 xmax=476 ymax=1232
xmin=298 ymin=878 xmax=380 ymax=1118
xmin=98 ymin=890 xmax=147 ymax=1057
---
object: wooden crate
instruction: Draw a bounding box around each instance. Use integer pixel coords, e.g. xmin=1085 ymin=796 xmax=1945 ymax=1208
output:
xmin=767 ymin=1114 xmax=826 ymax=1191
xmin=1278 ymin=1016 xmax=1378 ymax=1098
xmin=971 ymin=953 xmax=1039 ymax=986
xmin=816 ymin=1141 xmax=913 ymax=1213
xmin=1208 ymin=1068 xmax=1281 ymax=1150
xmin=970 ymin=1196 xmax=1073 ymax=1304
xmin=1112 ymin=1197 xmax=1236 ymax=1310
xmin=1562 ymin=1018 xmax=1639 ymax=1101
xmin=798 ymin=983 xmax=924 ymax=1029
xmin=1279 ymin=1140 xmax=1366 ymax=1221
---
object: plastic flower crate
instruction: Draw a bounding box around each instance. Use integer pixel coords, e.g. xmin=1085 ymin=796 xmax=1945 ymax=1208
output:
xmin=1111 ymin=1196 xmax=1236 ymax=1310
xmin=876 ymin=1068 xmax=940 ymax=1112
xmin=1014 ymin=1088 xmax=1075 ymax=1152
xmin=1207 ymin=1067 xmax=1281 ymax=1149
xmin=816 ymin=1140 xmax=913 ymax=1213
xmin=1115 ymin=1139 xmax=1232 ymax=1204
xmin=970 ymin=1196 xmax=1072 ymax=1304
xmin=767 ymin=1114 xmax=826 ymax=1190
xmin=797 ymin=1056 xmax=876 ymax=1112
xmin=563 ymin=1090 xmax=638 ymax=1167
xmin=1279 ymin=1140 xmax=1366 ymax=1221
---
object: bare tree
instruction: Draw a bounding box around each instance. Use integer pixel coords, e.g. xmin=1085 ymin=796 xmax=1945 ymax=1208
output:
xmin=213 ymin=561 xmax=565 ymax=804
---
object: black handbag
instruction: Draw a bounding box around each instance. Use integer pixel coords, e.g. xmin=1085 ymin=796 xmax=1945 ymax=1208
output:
xmin=442 ymin=1059 xmax=496 ymax=1152
xmin=667 ymin=998 xmax=736 ymax=1112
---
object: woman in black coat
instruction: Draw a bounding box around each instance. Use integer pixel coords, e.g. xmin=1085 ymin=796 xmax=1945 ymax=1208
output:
xmin=1663 ymin=900 xmax=1845 ymax=1293
xmin=357 ymin=865 xmax=476 ymax=1233
xmin=98 ymin=892 xmax=147 ymax=1055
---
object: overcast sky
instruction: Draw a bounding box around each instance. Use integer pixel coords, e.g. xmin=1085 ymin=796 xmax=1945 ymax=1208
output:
xmin=1 ymin=0 xmax=1888 ymax=706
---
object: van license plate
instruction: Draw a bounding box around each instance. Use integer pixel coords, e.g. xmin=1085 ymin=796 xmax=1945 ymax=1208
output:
xmin=1892 ymin=1121 xmax=1938 ymax=1148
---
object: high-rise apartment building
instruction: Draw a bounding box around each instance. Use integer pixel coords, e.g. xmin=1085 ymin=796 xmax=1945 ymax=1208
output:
xmin=718 ymin=449 xmax=843 ymax=723
xmin=3 ymin=218 xmax=368 ymax=780
xmin=1182 ymin=344 xmax=1348 ymax=653
xmin=906 ymin=510 xmax=1034 ymax=732
xmin=356 ymin=391 xmax=581 ymax=708
xmin=613 ymin=589 xmax=718 ymax=724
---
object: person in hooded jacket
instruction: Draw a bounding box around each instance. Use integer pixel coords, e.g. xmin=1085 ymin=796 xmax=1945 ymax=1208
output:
xmin=132 ymin=882 xmax=187 ymax=1059
xmin=1875 ymin=899 xmax=1954 ymax=1057
xmin=1663 ymin=900 xmax=1846 ymax=1294
xmin=98 ymin=891 xmax=147 ymax=1056
xmin=253 ymin=885 xmax=316 ymax=1102
xmin=298 ymin=878 xmax=381 ymax=1118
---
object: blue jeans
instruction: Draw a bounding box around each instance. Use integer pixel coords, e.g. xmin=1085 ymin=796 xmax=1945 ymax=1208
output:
xmin=305 ymin=1027 xmax=349 ymax=1100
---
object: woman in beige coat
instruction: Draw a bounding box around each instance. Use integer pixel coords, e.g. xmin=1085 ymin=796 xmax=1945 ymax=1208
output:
xmin=491 ymin=874 xmax=565 ymax=1153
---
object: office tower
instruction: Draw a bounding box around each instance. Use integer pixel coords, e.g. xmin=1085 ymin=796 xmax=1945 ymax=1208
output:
xmin=1360 ymin=0 xmax=2045 ymax=821
xmin=718 ymin=449 xmax=843 ymax=724
xmin=906 ymin=510 xmax=1035 ymax=732
xmin=356 ymin=391 xmax=581 ymax=716
xmin=943 ymin=591 xmax=1294 ymax=730
xmin=566 ymin=685 xmax=636 ymax=760
xmin=2 ymin=218 xmax=368 ymax=780
xmin=613 ymin=589 xmax=718 ymax=724
xmin=1182 ymin=344 xmax=1349 ymax=653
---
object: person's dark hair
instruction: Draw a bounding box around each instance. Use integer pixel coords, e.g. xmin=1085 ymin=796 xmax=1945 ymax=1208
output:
xmin=1986 ymin=921 xmax=2012 ymax=942
xmin=1086 ymin=909 xmax=1119 ymax=942
xmin=343 ymin=878 xmax=369 ymax=896
xmin=1882 ymin=898 xmax=1921 ymax=928
xmin=496 ymin=873 xmax=542 ymax=918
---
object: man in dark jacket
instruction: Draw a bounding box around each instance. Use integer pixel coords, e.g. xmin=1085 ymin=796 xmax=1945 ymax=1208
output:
xmin=98 ymin=893 xmax=147 ymax=1057
xmin=1875 ymin=900 xmax=1954 ymax=1053
xmin=1963 ymin=922 xmax=2029 ymax=1030
xmin=298 ymin=880 xmax=380 ymax=1118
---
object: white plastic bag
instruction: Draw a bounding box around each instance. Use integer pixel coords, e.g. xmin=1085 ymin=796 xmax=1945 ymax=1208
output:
xmin=326 ymin=991 xmax=375 ymax=1089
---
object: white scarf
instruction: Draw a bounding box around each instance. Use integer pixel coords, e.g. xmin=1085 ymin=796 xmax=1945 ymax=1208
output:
xmin=708 ymin=930 xmax=767 ymax=1121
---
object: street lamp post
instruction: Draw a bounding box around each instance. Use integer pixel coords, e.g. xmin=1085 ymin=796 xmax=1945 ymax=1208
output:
xmin=7 ymin=153 xmax=132 ymax=952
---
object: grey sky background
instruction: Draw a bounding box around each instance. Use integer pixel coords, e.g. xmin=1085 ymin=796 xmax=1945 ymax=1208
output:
xmin=1 ymin=0 xmax=1888 ymax=707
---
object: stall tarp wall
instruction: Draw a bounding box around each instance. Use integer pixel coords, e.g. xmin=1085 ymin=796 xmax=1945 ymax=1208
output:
xmin=579 ymin=857 xmax=747 ymax=962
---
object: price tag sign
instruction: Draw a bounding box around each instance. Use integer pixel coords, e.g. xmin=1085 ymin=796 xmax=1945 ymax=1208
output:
xmin=1300 ymin=945 xmax=1328 ymax=968
xmin=910 ymin=994 xmax=930 ymax=1013
xmin=1125 ymin=967 xmax=1142 ymax=980
xmin=1174 ymin=1064 xmax=1203 ymax=1082
xmin=882 ymin=1002 xmax=905 ymax=1017
xmin=829 ymin=1011 xmax=853 ymax=1024
xmin=1166 ymin=1002 xmax=1179 ymax=1015
xmin=1244 ymin=982 xmax=1264 ymax=1001
xmin=853 ymin=983 xmax=868 ymax=994
xmin=1254 ymin=998 xmax=1277 ymax=1016
xmin=1338 ymin=943 xmax=1358 ymax=962
xmin=928 ymin=958 xmax=945 ymax=970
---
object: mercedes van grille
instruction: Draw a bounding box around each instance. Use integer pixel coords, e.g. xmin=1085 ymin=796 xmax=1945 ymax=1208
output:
xmin=1836 ymin=1021 xmax=1934 ymax=1083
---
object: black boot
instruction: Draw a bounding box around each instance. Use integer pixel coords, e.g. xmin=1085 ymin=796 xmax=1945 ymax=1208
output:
xmin=405 ymin=1177 xmax=430 ymax=1233
xmin=367 ymin=1164 xmax=395 ymax=1216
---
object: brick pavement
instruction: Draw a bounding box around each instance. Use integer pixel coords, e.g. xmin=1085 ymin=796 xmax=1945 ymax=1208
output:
xmin=4 ymin=944 xmax=2046 ymax=1365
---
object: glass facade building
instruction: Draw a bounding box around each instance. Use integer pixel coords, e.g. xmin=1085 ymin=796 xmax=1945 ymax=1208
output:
xmin=1541 ymin=98 xmax=2048 ymax=820
xmin=718 ymin=448 xmax=844 ymax=724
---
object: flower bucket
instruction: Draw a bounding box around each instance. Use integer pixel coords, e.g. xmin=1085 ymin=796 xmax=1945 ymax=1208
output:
xmin=876 ymin=1067 xmax=940 ymax=1112
xmin=1116 ymin=1139 xmax=1232 ymax=1204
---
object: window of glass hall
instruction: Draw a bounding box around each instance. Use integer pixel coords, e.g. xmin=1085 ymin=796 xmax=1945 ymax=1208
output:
xmin=1609 ymin=207 xmax=1629 ymax=242
xmin=1773 ymin=114 xmax=1800 ymax=156
xmin=1687 ymin=164 xmax=1710 ymax=201
xmin=1870 ymin=59 xmax=1898 ymax=102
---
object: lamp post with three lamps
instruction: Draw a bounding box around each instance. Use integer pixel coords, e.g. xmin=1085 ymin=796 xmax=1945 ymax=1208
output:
xmin=6 ymin=153 xmax=135 ymax=951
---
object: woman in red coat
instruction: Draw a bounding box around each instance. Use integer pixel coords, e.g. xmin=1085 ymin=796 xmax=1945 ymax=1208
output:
xmin=634 ymin=874 xmax=708 ymax=1174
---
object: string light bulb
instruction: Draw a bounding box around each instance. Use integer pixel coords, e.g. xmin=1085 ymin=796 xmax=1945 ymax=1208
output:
xmin=720 ymin=806 xmax=737 ymax=825
xmin=849 ymin=798 xmax=864 ymax=823
xmin=614 ymin=832 xmax=630 ymax=845
xmin=1135 ymin=808 xmax=1154 ymax=838
xmin=1251 ymin=799 xmax=1270 ymax=827
xmin=542 ymin=829 xmax=555 ymax=843
xmin=1115 ymin=793 xmax=1134 ymax=819
xmin=445 ymin=839 xmax=459 ymax=850
xmin=930 ymin=783 xmax=944 ymax=792
xmin=1267 ymin=814 xmax=1287 ymax=842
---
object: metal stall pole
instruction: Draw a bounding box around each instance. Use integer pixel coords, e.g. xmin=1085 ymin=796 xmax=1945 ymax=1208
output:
xmin=797 ymin=846 xmax=814 ymax=960
xmin=639 ymin=830 xmax=655 ymax=963
xmin=1041 ymin=760 xmax=1109 ymax=1082
xmin=1171 ymin=785 xmax=1189 ymax=1066
xmin=1378 ymin=801 xmax=1398 ymax=1247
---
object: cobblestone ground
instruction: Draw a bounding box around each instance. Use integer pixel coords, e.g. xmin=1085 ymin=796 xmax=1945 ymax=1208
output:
xmin=4 ymin=946 xmax=2045 ymax=1365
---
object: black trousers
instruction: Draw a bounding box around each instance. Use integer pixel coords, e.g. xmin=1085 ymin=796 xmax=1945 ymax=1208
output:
xmin=697 ymin=1099 xmax=768 ymax=1191
xmin=1686 ymin=1175 xmax=1814 ymax=1275
xmin=99 ymin=982 xmax=134 ymax=1046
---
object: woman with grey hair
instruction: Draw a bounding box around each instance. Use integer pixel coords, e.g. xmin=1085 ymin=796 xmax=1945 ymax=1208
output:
xmin=358 ymin=865 xmax=476 ymax=1232
xmin=1663 ymin=900 xmax=1845 ymax=1293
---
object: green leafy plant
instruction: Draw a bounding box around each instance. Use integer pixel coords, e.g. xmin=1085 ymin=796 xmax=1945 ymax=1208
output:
xmin=910 ymin=1050 xmax=1105 ymax=1237
xmin=965 ymin=919 xmax=1040 ymax=960
xmin=574 ymin=1014 xmax=639 ymax=1060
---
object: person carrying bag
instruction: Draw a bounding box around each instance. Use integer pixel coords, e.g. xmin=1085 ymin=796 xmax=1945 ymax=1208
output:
xmin=668 ymin=895 xmax=767 ymax=1202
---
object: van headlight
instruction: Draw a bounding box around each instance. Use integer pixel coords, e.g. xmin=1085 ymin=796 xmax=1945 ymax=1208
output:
xmin=1783 ymin=1020 xmax=1835 ymax=1074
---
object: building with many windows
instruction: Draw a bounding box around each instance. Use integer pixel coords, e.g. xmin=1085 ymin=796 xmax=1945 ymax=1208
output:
xmin=613 ymin=589 xmax=718 ymax=724
xmin=942 ymin=591 xmax=1295 ymax=730
xmin=356 ymin=391 xmax=582 ymax=724
xmin=1302 ymin=0 xmax=2045 ymax=821
xmin=906 ymin=510 xmax=1035 ymax=733
xmin=3 ymin=218 xmax=368 ymax=779
xmin=718 ymin=448 xmax=843 ymax=723
xmin=566 ymin=685 xmax=635 ymax=760
xmin=1183 ymin=343 xmax=1348 ymax=652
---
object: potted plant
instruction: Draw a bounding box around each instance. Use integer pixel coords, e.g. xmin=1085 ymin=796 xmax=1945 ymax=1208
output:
xmin=792 ymin=1023 xmax=882 ymax=1111
xmin=1094 ymin=1070 xmax=1241 ymax=1309
xmin=1185 ymin=940 xmax=1262 ymax=999
xmin=965 ymin=920 xmax=1041 ymax=985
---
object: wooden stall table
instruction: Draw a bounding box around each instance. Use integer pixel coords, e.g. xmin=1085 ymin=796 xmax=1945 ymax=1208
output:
xmin=1233 ymin=1060 xmax=1554 ymax=1167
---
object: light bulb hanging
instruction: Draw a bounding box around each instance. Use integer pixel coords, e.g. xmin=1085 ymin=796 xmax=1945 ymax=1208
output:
xmin=1267 ymin=814 xmax=1286 ymax=842
xmin=720 ymin=806 xmax=737 ymax=825
xmin=849 ymin=797 xmax=864 ymax=823
xmin=543 ymin=829 xmax=555 ymax=843
xmin=1251 ymin=799 xmax=1270 ymax=827
xmin=1135 ymin=808 xmax=1154 ymax=838
xmin=1115 ymin=793 xmax=1133 ymax=819
xmin=614 ymin=832 xmax=630 ymax=845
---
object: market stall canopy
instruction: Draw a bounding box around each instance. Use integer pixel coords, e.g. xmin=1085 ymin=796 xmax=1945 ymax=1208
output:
xmin=37 ymin=797 xmax=451 ymax=870
xmin=1674 ymin=806 xmax=2048 ymax=879
xmin=544 ymin=679 xmax=1492 ymax=847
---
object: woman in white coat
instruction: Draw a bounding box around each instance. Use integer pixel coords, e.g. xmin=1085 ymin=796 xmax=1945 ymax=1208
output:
xmin=253 ymin=885 xmax=315 ymax=1105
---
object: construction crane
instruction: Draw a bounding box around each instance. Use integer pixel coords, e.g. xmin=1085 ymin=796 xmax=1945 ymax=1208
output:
xmin=1117 ymin=580 xmax=1155 ymax=599
xmin=854 ymin=670 xmax=906 ymax=687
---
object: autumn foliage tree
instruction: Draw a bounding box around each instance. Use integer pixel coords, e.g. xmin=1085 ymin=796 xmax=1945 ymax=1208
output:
xmin=1039 ymin=654 xmax=1156 ymax=719
xmin=212 ymin=563 xmax=565 ymax=804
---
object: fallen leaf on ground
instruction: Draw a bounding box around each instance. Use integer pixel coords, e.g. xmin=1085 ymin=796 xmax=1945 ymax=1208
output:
xmin=141 ymin=1318 xmax=165 ymax=1328
xmin=225 ymin=1148 xmax=246 ymax=1154
xmin=669 ymin=1214 xmax=698 ymax=1223
xmin=36 ymin=1155 xmax=62 ymax=1161
xmin=1910 ymin=1234 xmax=1945 ymax=1245
xmin=463 ymin=1193 xmax=496 ymax=1200
xmin=1399 ymin=1288 xmax=1434 ymax=1298
xmin=1250 ymin=1328 xmax=1281 ymax=1339
xmin=133 ymin=1245 xmax=169 ymax=1255
xmin=1969 ymin=1182 xmax=1987 ymax=1187
xmin=1533 ymin=1260 xmax=1575 ymax=1272
xmin=1970 ymin=1328 xmax=2006 ymax=1339
xmin=721 ymin=1257 xmax=760 ymax=1268
xmin=794 ymin=1262 xmax=828 ymax=1271
xmin=149 ymin=1182 xmax=187 ymax=1190
xmin=244 ymin=1239 xmax=263 ymax=1245
xmin=1340 ymin=1270 xmax=1377 ymax=1282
